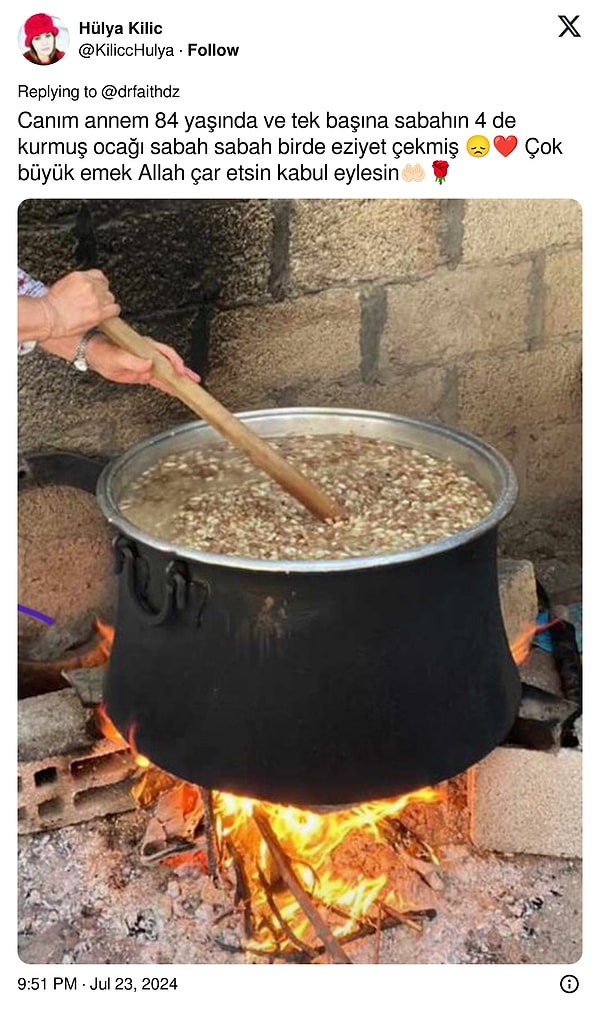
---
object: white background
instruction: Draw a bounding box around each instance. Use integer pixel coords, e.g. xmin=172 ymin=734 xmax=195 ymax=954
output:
xmin=5 ymin=1 xmax=596 ymax=1009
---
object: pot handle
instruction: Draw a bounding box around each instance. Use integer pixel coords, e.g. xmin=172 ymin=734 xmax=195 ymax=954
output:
xmin=113 ymin=536 xmax=209 ymax=627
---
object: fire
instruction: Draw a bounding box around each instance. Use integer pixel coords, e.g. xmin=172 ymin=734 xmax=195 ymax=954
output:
xmin=210 ymin=786 xmax=440 ymax=947
xmin=97 ymin=699 xmax=440 ymax=953
xmin=510 ymin=618 xmax=559 ymax=667
xmin=510 ymin=624 xmax=538 ymax=666
xmin=94 ymin=619 xmax=114 ymax=661
xmin=94 ymin=622 xmax=441 ymax=956
xmin=96 ymin=704 xmax=151 ymax=770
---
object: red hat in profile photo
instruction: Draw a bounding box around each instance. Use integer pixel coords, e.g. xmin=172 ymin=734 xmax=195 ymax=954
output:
xmin=24 ymin=13 xmax=58 ymax=48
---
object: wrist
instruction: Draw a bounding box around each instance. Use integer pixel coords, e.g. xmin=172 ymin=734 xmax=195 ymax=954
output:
xmin=18 ymin=296 xmax=53 ymax=343
xmin=39 ymin=331 xmax=108 ymax=372
xmin=37 ymin=297 xmax=54 ymax=341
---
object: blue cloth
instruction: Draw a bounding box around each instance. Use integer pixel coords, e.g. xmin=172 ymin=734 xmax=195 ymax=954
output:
xmin=533 ymin=605 xmax=582 ymax=654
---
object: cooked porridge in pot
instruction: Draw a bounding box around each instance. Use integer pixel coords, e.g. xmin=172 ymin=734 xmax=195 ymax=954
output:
xmin=118 ymin=433 xmax=493 ymax=560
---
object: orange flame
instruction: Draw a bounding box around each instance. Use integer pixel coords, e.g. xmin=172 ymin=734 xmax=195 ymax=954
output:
xmin=96 ymin=704 xmax=150 ymax=770
xmin=510 ymin=624 xmax=538 ymax=666
xmin=209 ymin=786 xmax=440 ymax=947
xmin=510 ymin=618 xmax=560 ymax=666
xmin=95 ymin=619 xmax=115 ymax=660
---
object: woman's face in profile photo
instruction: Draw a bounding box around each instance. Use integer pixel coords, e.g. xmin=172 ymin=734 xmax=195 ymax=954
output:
xmin=30 ymin=31 xmax=56 ymax=61
xmin=20 ymin=13 xmax=68 ymax=65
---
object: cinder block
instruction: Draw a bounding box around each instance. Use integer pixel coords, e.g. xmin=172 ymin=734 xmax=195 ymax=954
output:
xmin=462 ymin=199 xmax=581 ymax=263
xmin=526 ymin=421 xmax=582 ymax=500
xmin=382 ymin=263 xmax=530 ymax=368
xmin=274 ymin=366 xmax=449 ymax=419
xmin=95 ymin=200 xmax=274 ymax=312
xmin=468 ymin=746 xmax=582 ymax=858
xmin=18 ymin=689 xmax=137 ymax=834
xmin=18 ymin=740 xmax=137 ymax=834
xmin=208 ymin=290 xmax=361 ymax=410
xmin=290 ymin=199 xmax=443 ymax=289
xmin=18 ymin=198 xmax=79 ymax=226
xmin=497 ymin=559 xmax=538 ymax=648
xmin=17 ymin=225 xmax=78 ymax=285
xmin=18 ymin=348 xmax=190 ymax=458
xmin=457 ymin=343 xmax=582 ymax=436
xmin=544 ymin=250 xmax=582 ymax=341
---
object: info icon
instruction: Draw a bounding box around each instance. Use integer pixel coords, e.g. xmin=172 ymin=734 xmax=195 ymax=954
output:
xmin=560 ymin=974 xmax=579 ymax=994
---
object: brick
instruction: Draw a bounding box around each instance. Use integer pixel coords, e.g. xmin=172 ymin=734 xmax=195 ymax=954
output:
xmin=207 ymin=290 xmax=361 ymax=409
xmin=462 ymin=199 xmax=582 ymax=263
xmin=382 ymin=263 xmax=530 ymax=368
xmin=290 ymin=199 xmax=443 ymax=289
xmin=273 ymin=366 xmax=448 ymax=419
xmin=457 ymin=343 xmax=582 ymax=437
xmin=526 ymin=421 xmax=582 ymax=500
xmin=497 ymin=559 xmax=538 ymax=648
xmin=544 ymin=250 xmax=582 ymax=340
xmin=18 ymin=307 xmax=205 ymax=458
xmin=468 ymin=746 xmax=582 ymax=858
xmin=95 ymin=200 xmax=273 ymax=312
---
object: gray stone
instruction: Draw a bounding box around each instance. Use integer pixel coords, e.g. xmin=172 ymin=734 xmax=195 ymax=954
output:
xmin=497 ymin=559 xmax=538 ymax=649
xmin=18 ymin=690 xmax=94 ymax=763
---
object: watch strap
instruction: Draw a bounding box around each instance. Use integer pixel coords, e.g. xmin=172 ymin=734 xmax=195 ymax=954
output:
xmin=72 ymin=331 xmax=96 ymax=372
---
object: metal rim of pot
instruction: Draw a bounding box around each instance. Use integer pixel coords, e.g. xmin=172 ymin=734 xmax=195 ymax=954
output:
xmin=96 ymin=407 xmax=518 ymax=573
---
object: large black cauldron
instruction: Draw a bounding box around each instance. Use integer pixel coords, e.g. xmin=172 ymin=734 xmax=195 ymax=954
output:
xmin=96 ymin=409 xmax=521 ymax=807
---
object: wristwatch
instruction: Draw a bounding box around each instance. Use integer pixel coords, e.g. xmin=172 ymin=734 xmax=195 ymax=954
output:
xmin=72 ymin=331 xmax=96 ymax=372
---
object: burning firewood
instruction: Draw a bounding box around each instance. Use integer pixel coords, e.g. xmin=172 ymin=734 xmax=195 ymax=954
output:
xmin=140 ymin=782 xmax=205 ymax=864
xmin=253 ymin=810 xmax=353 ymax=964
xmin=128 ymin=753 xmax=444 ymax=961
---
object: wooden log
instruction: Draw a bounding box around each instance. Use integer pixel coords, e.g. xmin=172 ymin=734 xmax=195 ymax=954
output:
xmin=253 ymin=810 xmax=353 ymax=964
xmin=257 ymin=868 xmax=320 ymax=960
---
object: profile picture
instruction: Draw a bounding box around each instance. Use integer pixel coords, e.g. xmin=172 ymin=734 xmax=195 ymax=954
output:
xmin=18 ymin=12 xmax=69 ymax=65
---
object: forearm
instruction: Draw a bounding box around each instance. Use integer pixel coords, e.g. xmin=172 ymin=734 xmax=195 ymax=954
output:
xmin=18 ymin=269 xmax=121 ymax=345
xmin=17 ymin=296 xmax=52 ymax=343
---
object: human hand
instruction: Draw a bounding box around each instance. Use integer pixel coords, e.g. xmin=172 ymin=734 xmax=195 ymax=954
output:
xmin=85 ymin=334 xmax=201 ymax=390
xmin=40 ymin=270 xmax=120 ymax=341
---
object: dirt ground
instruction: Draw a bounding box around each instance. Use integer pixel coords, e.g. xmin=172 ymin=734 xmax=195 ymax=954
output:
xmin=18 ymin=804 xmax=581 ymax=967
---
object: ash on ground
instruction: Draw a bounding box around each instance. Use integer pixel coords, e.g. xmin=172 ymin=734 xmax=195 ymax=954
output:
xmin=18 ymin=797 xmax=581 ymax=965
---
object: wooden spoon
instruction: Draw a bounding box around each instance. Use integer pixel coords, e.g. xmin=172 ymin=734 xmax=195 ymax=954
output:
xmin=99 ymin=317 xmax=347 ymax=523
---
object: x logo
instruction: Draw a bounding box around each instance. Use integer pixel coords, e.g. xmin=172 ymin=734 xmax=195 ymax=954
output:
xmin=558 ymin=14 xmax=581 ymax=37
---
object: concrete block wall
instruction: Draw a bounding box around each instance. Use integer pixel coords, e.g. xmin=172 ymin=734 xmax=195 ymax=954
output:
xmin=18 ymin=198 xmax=582 ymax=555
